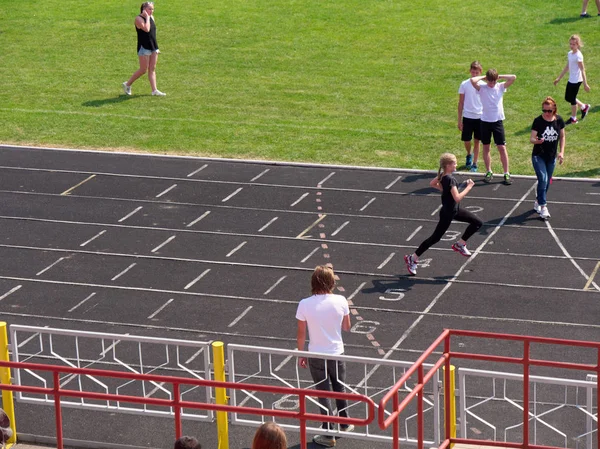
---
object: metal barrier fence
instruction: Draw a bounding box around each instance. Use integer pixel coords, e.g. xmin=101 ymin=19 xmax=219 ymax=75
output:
xmin=226 ymin=343 xmax=441 ymax=445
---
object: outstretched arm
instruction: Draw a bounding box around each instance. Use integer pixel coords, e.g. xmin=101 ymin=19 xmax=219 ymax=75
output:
xmin=470 ymin=76 xmax=485 ymax=91
xmin=499 ymin=74 xmax=517 ymax=88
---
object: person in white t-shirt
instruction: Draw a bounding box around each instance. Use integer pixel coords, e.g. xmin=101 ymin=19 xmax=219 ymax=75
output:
xmin=458 ymin=61 xmax=483 ymax=172
xmin=470 ymin=69 xmax=517 ymax=185
xmin=296 ymin=265 xmax=352 ymax=447
xmin=554 ymin=34 xmax=591 ymax=125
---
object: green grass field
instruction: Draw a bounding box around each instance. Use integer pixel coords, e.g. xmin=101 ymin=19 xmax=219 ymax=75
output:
xmin=1 ymin=0 xmax=598 ymax=177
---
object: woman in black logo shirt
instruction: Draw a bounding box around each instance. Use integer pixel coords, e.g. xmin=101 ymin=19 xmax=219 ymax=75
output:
xmin=530 ymin=97 xmax=565 ymax=219
xmin=404 ymin=153 xmax=483 ymax=276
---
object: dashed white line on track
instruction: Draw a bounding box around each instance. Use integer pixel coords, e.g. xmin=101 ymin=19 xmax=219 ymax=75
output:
xmin=318 ymin=172 xmax=336 ymax=186
xmin=359 ymin=198 xmax=376 ymax=211
xmin=226 ymin=241 xmax=247 ymax=257
xmin=258 ymin=217 xmax=278 ymax=232
xmin=290 ymin=193 xmax=310 ymax=207
xmin=377 ymin=253 xmax=396 ymax=270
xmin=187 ymin=164 xmax=208 ymax=178
xmin=385 ymin=176 xmax=402 ymax=190
xmin=152 ymin=235 xmax=176 ymax=253
xmin=184 ymin=269 xmax=211 ymax=290
xmin=431 ymin=205 xmax=442 ymax=216
xmin=264 ymin=276 xmax=287 ymax=295
xmin=301 ymin=247 xmax=320 ymax=263
xmin=228 ymin=306 xmax=253 ymax=327
xmin=147 ymin=298 xmax=174 ymax=319
xmin=0 ymin=285 xmax=22 ymax=301
xmin=111 ymin=263 xmax=137 ymax=281
xmin=186 ymin=211 xmax=211 ymax=227
xmin=406 ymin=226 xmax=423 ymax=241
xmin=250 ymin=169 xmax=270 ymax=182
xmin=36 ymin=257 xmax=67 ymax=276
xmin=80 ymin=230 xmax=107 ymax=247
xmin=118 ymin=207 xmax=143 ymax=223
xmin=68 ymin=292 xmax=96 ymax=313
xmin=222 ymin=187 xmax=243 ymax=202
xmin=331 ymin=221 xmax=349 ymax=237
xmin=156 ymin=184 xmax=177 ymax=198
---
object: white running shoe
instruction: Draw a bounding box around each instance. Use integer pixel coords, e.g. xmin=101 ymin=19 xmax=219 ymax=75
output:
xmin=404 ymin=254 xmax=417 ymax=275
xmin=533 ymin=200 xmax=541 ymax=213
xmin=452 ymin=242 xmax=472 ymax=257
xmin=122 ymin=82 xmax=131 ymax=96
xmin=152 ymin=89 xmax=166 ymax=96
xmin=540 ymin=206 xmax=551 ymax=219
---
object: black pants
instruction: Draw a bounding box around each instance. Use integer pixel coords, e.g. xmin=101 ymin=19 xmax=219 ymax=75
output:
xmin=415 ymin=207 xmax=483 ymax=257
xmin=308 ymin=358 xmax=349 ymax=430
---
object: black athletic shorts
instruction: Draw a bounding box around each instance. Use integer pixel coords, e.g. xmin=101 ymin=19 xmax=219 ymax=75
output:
xmin=480 ymin=120 xmax=506 ymax=146
xmin=461 ymin=117 xmax=481 ymax=142
xmin=565 ymin=82 xmax=581 ymax=105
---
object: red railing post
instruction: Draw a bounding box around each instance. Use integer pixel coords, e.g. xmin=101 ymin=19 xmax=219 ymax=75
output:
xmin=597 ymin=347 xmax=599 ymax=449
xmin=299 ymin=391 xmax=307 ymax=449
xmin=53 ymin=371 xmax=64 ymax=449
xmin=173 ymin=382 xmax=182 ymax=439
xmin=392 ymin=392 xmax=399 ymax=449
xmin=417 ymin=364 xmax=424 ymax=449
xmin=523 ymin=340 xmax=530 ymax=449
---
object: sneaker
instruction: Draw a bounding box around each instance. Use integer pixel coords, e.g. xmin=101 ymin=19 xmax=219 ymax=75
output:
xmin=152 ymin=90 xmax=166 ymax=96
xmin=452 ymin=242 xmax=472 ymax=257
xmin=533 ymin=200 xmax=541 ymax=213
xmin=466 ymin=154 xmax=473 ymax=169
xmin=470 ymin=163 xmax=478 ymax=172
xmin=539 ymin=205 xmax=551 ymax=219
xmin=484 ymin=171 xmax=493 ymax=183
xmin=503 ymin=173 xmax=512 ymax=185
xmin=581 ymin=104 xmax=590 ymax=120
xmin=313 ymin=435 xmax=336 ymax=447
xmin=340 ymin=424 xmax=355 ymax=433
xmin=122 ymin=82 xmax=131 ymax=96
xmin=404 ymin=254 xmax=417 ymax=276
xmin=566 ymin=117 xmax=578 ymax=125
xmin=580 ymin=12 xmax=592 ymax=17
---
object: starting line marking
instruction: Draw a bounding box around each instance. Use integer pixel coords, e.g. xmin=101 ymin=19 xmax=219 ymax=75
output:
xmin=296 ymin=214 xmax=327 ymax=239
xmin=60 ymin=174 xmax=96 ymax=196
xmin=583 ymin=261 xmax=600 ymax=291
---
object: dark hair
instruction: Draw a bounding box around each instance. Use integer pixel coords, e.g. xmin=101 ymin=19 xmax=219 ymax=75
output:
xmin=470 ymin=61 xmax=482 ymax=72
xmin=252 ymin=422 xmax=287 ymax=449
xmin=140 ymin=2 xmax=154 ymax=13
xmin=485 ymin=68 xmax=498 ymax=82
xmin=311 ymin=265 xmax=335 ymax=295
xmin=174 ymin=436 xmax=201 ymax=449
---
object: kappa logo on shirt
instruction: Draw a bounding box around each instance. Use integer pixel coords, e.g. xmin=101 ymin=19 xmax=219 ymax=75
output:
xmin=541 ymin=126 xmax=559 ymax=143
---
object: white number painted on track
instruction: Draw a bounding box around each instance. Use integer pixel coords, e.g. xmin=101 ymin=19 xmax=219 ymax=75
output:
xmin=417 ymin=258 xmax=432 ymax=268
xmin=466 ymin=205 xmax=483 ymax=213
xmin=379 ymin=288 xmax=405 ymax=301
xmin=351 ymin=320 xmax=379 ymax=334
xmin=441 ymin=230 xmax=461 ymax=241
xmin=273 ymin=394 xmax=299 ymax=411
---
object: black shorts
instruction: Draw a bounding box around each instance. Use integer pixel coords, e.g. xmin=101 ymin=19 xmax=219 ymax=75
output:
xmin=565 ymin=82 xmax=581 ymax=105
xmin=461 ymin=117 xmax=481 ymax=142
xmin=480 ymin=120 xmax=506 ymax=146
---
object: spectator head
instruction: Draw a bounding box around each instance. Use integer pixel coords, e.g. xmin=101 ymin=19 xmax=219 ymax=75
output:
xmin=542 ymin=96 xmax=557 ymax=116
xmin=252 ymin=422 xmax=287 ymax=449
xmin=140 ymin=1 xmax=154 ymax=13
xmin=174 ymin=436 xmax=201 ymax=449
xmin=470 ymin=61 xmax=482 ymax=76
xmin=485 ymin=69 xmax=499 ymax=84
xmin=311 ymin=265 xmax=335 ymax=295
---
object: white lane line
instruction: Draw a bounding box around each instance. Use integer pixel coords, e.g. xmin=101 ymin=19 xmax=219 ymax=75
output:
xmin=111 ymin=263 xmax=136 ymax=281
xmin=296 ymin=215 xmax=327 ymax=239
xmin=274 ymin=355 xmax=293 ymax=372
xmin=347 ymin=282 xmax=367 ymax=301
xmin=301 ymin=247 xmax=320 ymax=263
xmin=36 ymin=257 xmax=67 ymax=276
xmin=493 ymin=184 xmax=501 ymax=191
xmin=584 ymin=262 xmax=600 ymax=291
xmin=68 ymin=292 xmax=96 ymax=312
xmin=377 ymin=252 xmax=396 ymax=270
xmin=264 ymin=276 xmax=287 ymax=295
xmin=258 ymin=217 xmax=278 ymax=232
xmin=186 ymin=211 xmax=211 ymax=228
xmin=147 ymin=298 xmax=175 ymax=319
xmin=290 ymin=193 xmax=310 ymax=207
xmin=222 ymin=187 xmax=243 ymax=202
xmin=431 ymin=205 xmax=442 ymax=216
xmin=318 ymin=172 xmax=336 ymax=186
xmin=250 ymin=169 xmax=270 ymax=182
xmin=226 ymin=241 xmax=247 ymax=257
xmin=151 ymin=235 xmax=176 ymax=253
xmin=331 ymin=221 xmax=350 ymax=237
xmin=80 ymin=230 xmax=107 ymax=247
xmin=156 ymin=184 xmax=177 ymax=198
xmin=185 ymin=348 xmax=205 ymax=364
xmin=406 ymin=226 xmax=423 ymax=242
xmin=187 ymin=164 xmax=208 ymax=178
xmin=359 ymin=197 xmax=376 ymax=212
xmin=118 ymin=206 xmax=143 ymax=223
xmin=587 ymin=192 xmax=600 ymax=195
xmin=61 ymin=175 xmax=96 ymax=196
xmin=385 ymin=176 xmax=402 ymax=190
xmin=184 ymin=269 xmax=211 ymax=290
xmin=228 ymin=306 xmax=253 ymax=328
xmin=545 ymin=221 xmax=600 ymax=292
xmin=100 ymin=339 xmax=122 ymax=357
xmin=0 ymin=285 xmax=22 ymax=301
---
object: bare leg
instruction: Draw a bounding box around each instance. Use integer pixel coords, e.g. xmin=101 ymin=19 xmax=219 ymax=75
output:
xmin=595 ymin=0 xmax=600 ymax=13
xmin=497 ymin=145 xmax=509 ymax=173
xmin=576 ymin=98 xmax=586 ymax=110
xmin=148 ymin=52 xmax=158 ymax=92
xmin=571 ymin=104 xmax=578 ymax=118
xmin=127 ymin=55 xmax=150 ymax=87
xmin=581 ymin=0 xmax=590 ymax=13
xmin=473 ymin=139 xmax=480 ymax=165
xmin=463 ymin=141 xmax=472 ymax=155
xmin=483 ymin=144 xmax=492 ymax=172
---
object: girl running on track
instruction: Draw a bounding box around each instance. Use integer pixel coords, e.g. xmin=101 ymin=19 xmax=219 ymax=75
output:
xmin=404 ymin=153 xmax=483 ymax=276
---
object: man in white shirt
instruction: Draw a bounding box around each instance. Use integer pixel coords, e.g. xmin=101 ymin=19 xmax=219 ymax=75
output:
xmin=471 ymin=69 xmax=517 ymax=185
xmin=296 ymin=265 xmax=352 ymax=447
xmin=458 ymin=61 xmax=483 ymax=172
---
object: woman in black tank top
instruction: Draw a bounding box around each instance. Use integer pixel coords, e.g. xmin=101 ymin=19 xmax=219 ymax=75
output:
xmin=122 ymin=2 xmax=166 ymax=96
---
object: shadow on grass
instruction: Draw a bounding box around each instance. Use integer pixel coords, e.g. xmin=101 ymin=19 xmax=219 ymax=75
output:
xmin=561 ymin=167 xmax=600 ymax=178
xmin=82 ymin=95 xmax=138 ymax=107
xmin=548 ymin=16 xmax=583 ymax=24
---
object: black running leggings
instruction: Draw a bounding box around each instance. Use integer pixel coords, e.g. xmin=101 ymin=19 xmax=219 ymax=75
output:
xmin=415 ymin=207 xmax=483 ymax=257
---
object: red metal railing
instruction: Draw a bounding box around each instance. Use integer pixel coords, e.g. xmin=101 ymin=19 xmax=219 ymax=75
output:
xmin=0 ymin=360 xmax=375 ymax=449
xmin=379 ymin=329 xmax=600 ymax=449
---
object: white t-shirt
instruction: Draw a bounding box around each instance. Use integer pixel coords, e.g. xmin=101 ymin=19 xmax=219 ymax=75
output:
xmin=478 ymin=83 xmax=506 ymax=122
xmin=568 ymin=50 xmax=584 ymax=83
xmin=296 ymin=293 xmax=349 ymax=355
xmin=458 ymin=79 xmax=483 ymax=119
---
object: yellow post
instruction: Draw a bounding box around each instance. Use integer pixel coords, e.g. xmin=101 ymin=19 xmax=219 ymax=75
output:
xmin=212 ymin=342 xmax=229 ymax=449
xmin=0 ymin=322 xmax=16 ymax=447
xmin=443 ymin=365 xmax=456 ymax=448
